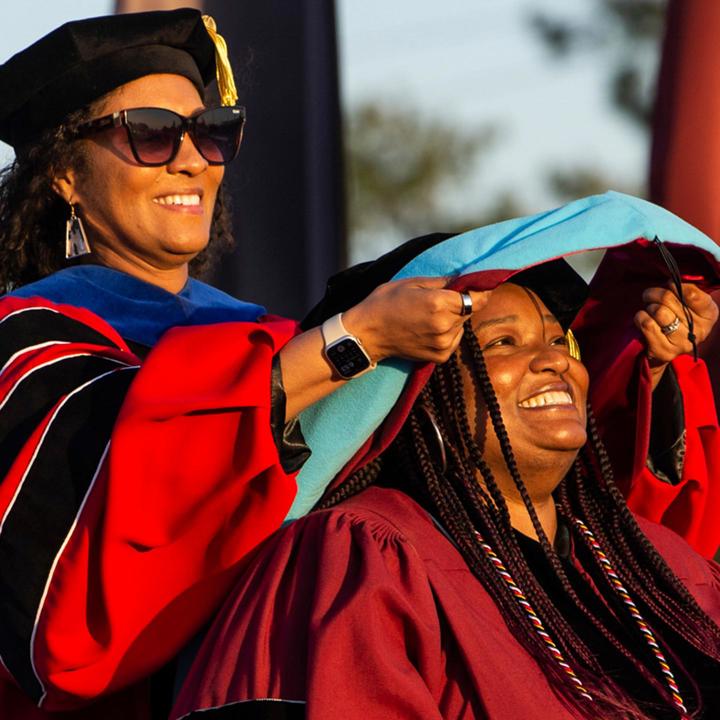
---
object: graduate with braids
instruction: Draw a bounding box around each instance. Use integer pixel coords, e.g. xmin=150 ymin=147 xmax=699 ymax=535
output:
xmin=172 ymin=194 xmax=720 ymax=720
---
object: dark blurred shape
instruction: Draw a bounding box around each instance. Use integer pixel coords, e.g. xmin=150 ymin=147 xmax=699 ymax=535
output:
xmin=613 ymin=65 xmax=654 ymax=127
xmin=528 ymin=0 xmax=666 ymax=131
xmin=527 ymin=14 xmax=592 ymax=57
xmin=204 ymin=0 xmax=345 ymax=316
xmin=547 ymin=167 xmax=639 ymax=204
xmin=606 ymin=0 xmax=667 ymax=39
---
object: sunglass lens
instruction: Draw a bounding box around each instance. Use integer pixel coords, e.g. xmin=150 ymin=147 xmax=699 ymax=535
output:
xmin=125 ymin=109 xmax=182 ymax=165
xmin=193 ymin=107 xmax=245 ymax=165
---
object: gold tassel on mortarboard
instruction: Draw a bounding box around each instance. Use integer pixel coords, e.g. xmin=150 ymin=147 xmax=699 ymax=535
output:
xmin=566 ymin=328 xmax=581 ymax=362
xmin=202 ymin=15 xmax=238 ymax=107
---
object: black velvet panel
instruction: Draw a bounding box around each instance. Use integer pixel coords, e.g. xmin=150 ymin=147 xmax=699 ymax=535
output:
xmin=0 ymin=354 xmax=131 ymax=483
xmin=0 ymin=306 xmax=120 ymax=369
xmin=509 ymin=259 xmax=588 ymax=332
xmin=0 ymin=366 xmax=138 ymax=701
xmin=270 ymin=355 xmax=311 ymax=474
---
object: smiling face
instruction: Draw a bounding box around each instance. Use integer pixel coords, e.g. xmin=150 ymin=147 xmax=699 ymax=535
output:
xmin=53 ymin=73 xmax=224 ymax=289
xmin=462 ymin=283 xmax=589 ymax=493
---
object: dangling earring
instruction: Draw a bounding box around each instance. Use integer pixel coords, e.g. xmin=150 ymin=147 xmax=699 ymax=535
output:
xmin=416 ymin=405 xmax=448 ymax=474
xmin=566 ymin=328 xmax=581 ymax=361
xmin=65 ymin=202 xmax=91 ymax=259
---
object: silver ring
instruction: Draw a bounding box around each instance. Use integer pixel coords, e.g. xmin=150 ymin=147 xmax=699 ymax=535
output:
xmin=459 ymin=291 xmax=473 ymax=317
xmin=660 ymin=316 xmax=681 ymax=335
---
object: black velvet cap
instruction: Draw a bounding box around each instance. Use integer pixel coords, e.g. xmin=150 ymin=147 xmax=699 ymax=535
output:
xmin=509 ymin=259 xmax=588 ymax=331
xmin=0 ymin=9 xmax=216 ymax=151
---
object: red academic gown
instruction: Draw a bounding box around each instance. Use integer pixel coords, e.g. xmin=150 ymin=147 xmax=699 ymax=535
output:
xmin=171 ymin=487 xmax=720 ymax=720
xmin=0 ymin=296 xmax=300 ymax=717
xmin=573 ymin=242 xmax=720 ymax=559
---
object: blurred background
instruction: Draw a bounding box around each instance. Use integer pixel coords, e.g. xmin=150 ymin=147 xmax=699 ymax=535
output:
xmin=0 ymin=0 xmax=702 ymax=313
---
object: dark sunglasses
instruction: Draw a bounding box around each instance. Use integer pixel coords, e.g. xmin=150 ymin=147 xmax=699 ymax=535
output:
xmin=77 ymin=106 xmax=246 ymax=166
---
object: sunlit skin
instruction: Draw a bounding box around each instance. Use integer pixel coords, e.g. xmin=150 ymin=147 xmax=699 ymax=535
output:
xmin=53 ymin=74 xmax=223 ymax=293
xmin=460 ymin=284 xmax=590 ymax=542
xmin=48 ymin=71 xmax=491 ymax=423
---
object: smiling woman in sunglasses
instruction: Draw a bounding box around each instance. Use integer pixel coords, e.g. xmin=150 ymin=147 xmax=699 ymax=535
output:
xmin=0 ymin=9 xmax=487 ymax=719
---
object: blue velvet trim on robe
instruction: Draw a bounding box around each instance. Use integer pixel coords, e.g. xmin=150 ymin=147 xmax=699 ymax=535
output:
xmin=10 ymin=265 xmax=266 ymax=347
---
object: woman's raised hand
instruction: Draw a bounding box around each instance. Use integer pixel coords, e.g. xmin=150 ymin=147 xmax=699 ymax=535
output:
xmin=342 ymin=277 xmax=489 ymax=364
xmin=634 ymin=282 xmax=718 ymax=386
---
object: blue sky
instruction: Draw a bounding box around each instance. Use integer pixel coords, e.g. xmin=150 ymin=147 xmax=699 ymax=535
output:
xmin=338 ymin=0 xmax=651 ymax=210
xmin=0 ymin=1 xmax=654 ymax=256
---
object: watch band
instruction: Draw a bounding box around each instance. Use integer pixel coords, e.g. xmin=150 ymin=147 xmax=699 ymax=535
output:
xmin=321 ymin=313 xmax=377 ymax=379
xmin=321 ymin=312 xmax=351 ymax=345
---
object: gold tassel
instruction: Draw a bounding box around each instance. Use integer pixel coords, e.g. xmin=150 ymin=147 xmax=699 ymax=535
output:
xmin=202 ymin=14 xmax=238 ymax=107
xmin=566 ymin=328 xmax=581 ymax=362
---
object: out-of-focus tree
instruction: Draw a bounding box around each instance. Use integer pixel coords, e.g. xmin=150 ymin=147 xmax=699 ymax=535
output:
xmin=346 ymin=102 xmax=522 ymax=260
xmin=529 ymin=0 xmax=667 ymax=130
xmin=547 ymin=167 xmax=640 ymax=204
xmin=346 ymin=2 xmax=668 ymax=261
xmin=529 ymin=0 xmax=666 ymax=207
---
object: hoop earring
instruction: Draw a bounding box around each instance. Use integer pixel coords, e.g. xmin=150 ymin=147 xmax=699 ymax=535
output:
xmin=417 ymin=405 xmax=448 ymax=474
xmin=65 ymin=203 xmax=91 ymax=259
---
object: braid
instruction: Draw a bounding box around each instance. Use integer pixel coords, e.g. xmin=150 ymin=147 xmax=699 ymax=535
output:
xmin=321 ymin=324 xmax=720 ymax=718
xmin=316 ymin=458 xmax=382 ymax=510
xmin=317 ymin=458 xmax=383 ymax=509
xmin=462 ymin=328 xmax=679 ymax=710
xmin=581 ymin=409 xmax=720 ymax=656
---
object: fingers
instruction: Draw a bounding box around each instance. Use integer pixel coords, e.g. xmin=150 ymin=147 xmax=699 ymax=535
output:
xmin=402 ymin=278 xmax=490 ymax=315
xmin=642 ymin=283 xmax=718 ymax=344
xmin=429 ymin=288 xmax=490 ymax=318
xmin=408 ymin=287 xmax=488 ymax=363
xmin=350 ymin=279 xmax=475 ymax=363
xmin=642 ymin=286 xmax=687 ymax=327
xmin=634 ymin=309 xmax=694 ymax=364
xmin=466 ymin=289 xmax=490 ymax=315
xmin=644 ymin=302 xmax=680 ymax=334
xmin=643 ymin=282 xmax=717 ymax=321
xmin=676 ymin=282 xmax=719 ymax=321
xmin=446 ymin=324 xmax=466 ymax=356
xmin=416 ymin=324 xmax=466 ymax=364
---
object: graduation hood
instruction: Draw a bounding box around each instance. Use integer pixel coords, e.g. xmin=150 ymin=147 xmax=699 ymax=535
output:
xmin=288 ymin=191 xmax=720 ymax=520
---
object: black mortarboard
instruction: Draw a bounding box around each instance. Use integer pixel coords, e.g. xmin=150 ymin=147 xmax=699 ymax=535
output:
xmin=0 ymin=9 xmax=228 ymax=151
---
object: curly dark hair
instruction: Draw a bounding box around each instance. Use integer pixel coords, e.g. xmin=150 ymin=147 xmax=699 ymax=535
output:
xmin=0 ymin=101 xmax=234 ymax=294
xmin=321 ymin=322 xmax=720 ymax=719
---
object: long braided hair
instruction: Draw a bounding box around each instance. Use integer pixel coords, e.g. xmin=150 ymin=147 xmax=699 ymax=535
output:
xmin=320 ymin=321 xmax=720 ymax=719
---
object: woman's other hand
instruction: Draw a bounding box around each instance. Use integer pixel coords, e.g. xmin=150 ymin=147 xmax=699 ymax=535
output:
xmin=634 ymin=282 xmax=719 ymax=388
xmin=343 ymin=277 xmax=489 ymax=364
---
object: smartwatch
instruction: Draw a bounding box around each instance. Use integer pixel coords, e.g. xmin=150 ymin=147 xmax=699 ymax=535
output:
xmin=321 ymin=313 xmax=377 ymax=379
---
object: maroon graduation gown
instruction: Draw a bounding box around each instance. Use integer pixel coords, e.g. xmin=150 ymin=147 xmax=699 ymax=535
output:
xmin=171 ymin=487 xmax=720 ymax=719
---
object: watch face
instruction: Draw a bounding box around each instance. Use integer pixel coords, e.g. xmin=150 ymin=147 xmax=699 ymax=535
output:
xmin=326 ymin=338 xmax=372 ymax=378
